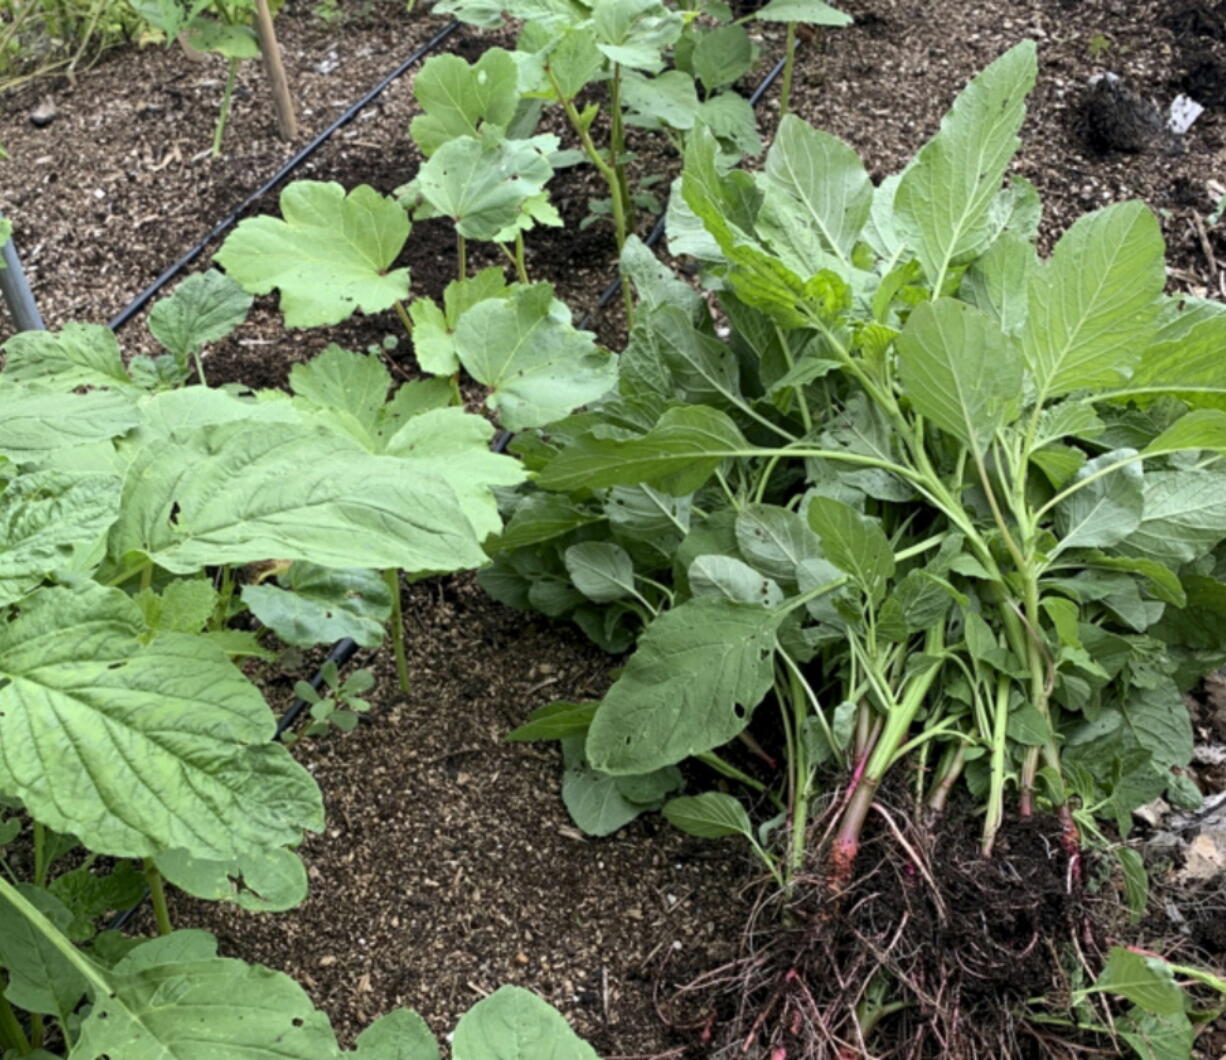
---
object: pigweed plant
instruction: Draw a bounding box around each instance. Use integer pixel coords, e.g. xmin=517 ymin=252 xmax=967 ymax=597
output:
xmin=485 ymin=40 xmax=1226 ymax=1055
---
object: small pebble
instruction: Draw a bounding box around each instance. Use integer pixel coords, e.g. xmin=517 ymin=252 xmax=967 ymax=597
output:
xmin=29 ymin=98 xmax=56 ymax=128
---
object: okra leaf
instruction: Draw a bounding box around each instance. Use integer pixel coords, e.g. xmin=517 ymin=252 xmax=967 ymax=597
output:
xmin=110 ymin=421 xmax=487 ymax=574
xmin=896 ymin=297 xmax=1021 ymax=450
xmin=761 ymin=115 xmax=872 ymax=265
xmin=184 ymin=16 xmax=260 ymax=58
xmin=147 ymin=269 xmax=253 ymax=362
xmin=1022 ymin=201 xmax=1164 ymax=402
xmin=451 ymin=984 xmax=599 ymax=1059
xmin=696 ymin=92 xmax=762 ymax=157
xmin=1054 ymin=449 xmax=1144 ymax=551
xmin=621 ymin=69 xmax=699 ymax=129
xmin=692 ymin=24 xmax=753 ymax=89
xmin=0 ymin=584 xmax=324 ymax=861
xmin=410 ymin=49 xmax=520 ymax=157
xmin=0 ymin=385 xmax=139 ymax=458
xmin=894 ymin=41 xmax=1036 ymax=286
xmin=1 ymin=322 xmax=134 ymax=390
xmin=752 ymin=0 xmax=851 ymax=24
xmin=241 ymin=563 xmax=392 ymax=649
xmin=408 ymin=268 xmax=511 ymax=376
xmin=216 ymin=181 xmax=411 ymax=328
xmin=0 ymin=469 xmax=121 ymax=607
xmin=452 ymin=283 xmax=615 ymax=430
xmin=537 ymin=405 xmax=748 ymax=495
xmin=586 ymin=597 xmax=781 ymax=773
xmin=591 ymin=0 xmax=683 ymax=72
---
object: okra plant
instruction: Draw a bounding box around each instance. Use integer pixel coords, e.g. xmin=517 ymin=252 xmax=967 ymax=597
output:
xmin=487 ymin=37 xmax=1226 ymax=999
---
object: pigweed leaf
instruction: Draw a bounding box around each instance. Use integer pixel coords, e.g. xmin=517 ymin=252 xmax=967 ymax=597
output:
xmin=752 ymin=0 xmax=852 ymax=24
xmin=1144 ymin=408 xmax=1226 ymax=456
xmin=896 ymin=298 xmax=1021 ymax=450
xmin=351 ymin=1009 xmax=439 ymax=1060
xmin=147 ymin=269 xmax=252 ymax=362
xmin=241 ymin=564 xmax=392 ymax=649
xmin=537 ymin=405 xmax=748 ymax=495
xmin=1 ymin=323 xmax=134 ymax=390
xmin=490 ymin=493 xmax=602 ymax=551
xmin=893 ymin=40 xmax=1036 ymax=287
xmin=565 ymin=541 xmax=637 ymax=602
xmin=663 ymin=792 xmax=754 ymax=840
xmin=452 ymin=283 xmax=615 ymax=430
xmin=0 ymin=469 xmax=121 ymax=607
xmin=1125 ymin=297 xmax=1226 ymax=409
xmin=960 ymin=231 xmax=1037 ymax=335
xmin=1083 ymin=553 xmax=1184 ymax=608
xmin=735 ymin=504 xmax=822 ymax=584
xmin=451 ymin=984 xmax=599 ymax=1059
xmin=1022 ymin=201 xmax=1165 ymax=403
xmin=110 ymin=421 xmax=487 ymax=574
xmin=154 ymin=846 xmax=308 ymax=913
xmin=586 ymin=597 xmax=782 ymax=773
xmin=762 ymin=115 xmax=872 ymax=264
xmin=0 ymin=583 xmax=324 ymax=861
xmin=561 ymin=743 xmax=657 ymax=836
xmin=1093 ymin=947 xmax=1185 ymax=1017
xmin=216 ymin=181 xmax=411 ymax=328
xmin=1054 ymin=449 xmax=1144 ymax=552
xmin=646 ymin=304 xmax=744 ymax=409
xmin=620 ymin=235 xmax=705 ymax=319
xmin=1118 ymin=1009 xmax=1195 ymax=1060
xmin=806 ymin=496 xmax=893 ymax=601
xmin=688 ymin=555 xmax=784 ymax=606
xmin=1119 ymin=470 xmax=1226 ymax=567
xmin=410 ymin=49 xmax=520 ymax=157
xmin=0 ymin=883 xmax=88 ymax=1017
xmin=0 ymin=385 xmax=139 ymax=458
xmin=416 ymin=134 xmax=556 ymax=242
xmin=1115 ymin=847 xmax=1148 ymax=925
xmin=506 ymin=701 xmax=598 ymax=742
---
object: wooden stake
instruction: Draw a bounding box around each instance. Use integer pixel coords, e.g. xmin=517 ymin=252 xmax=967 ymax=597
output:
xmin=252 ymin=0 xmax=297 ymax=141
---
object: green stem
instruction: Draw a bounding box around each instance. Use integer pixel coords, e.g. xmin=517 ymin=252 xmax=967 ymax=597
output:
xmin=32 ymin=821 xmax=46 ymax=887
xmin=456 ymin=231 xmax=467 ymax=281
xmin=212 ymin=55 xmax=239 ymax=157
xmin=0 ymin=978 xmax=31 ymax=1056
xmin=926 ymin=742 xmax=966 ymax=814
xmin=513 ymin=230 xmax=529 ymax=284
xmin=608 ymin=63 xmax=634 ymax=238
xmin=142 ymin=859 xmax=173 ymax=936
xmin=384 ymin=569 xmax=410 ymax=694
xmin=696 ymin=751 xmax=779 ymax=807
xmin=780 ymin=22 xmax=796 ymax=119
xmin=394 ymin=299 xmax=413 ymax=338
xmin=981 ymin=674 xmax=1011 ymax=855
xmin=787 ymin=667 xmax=811 ymax=886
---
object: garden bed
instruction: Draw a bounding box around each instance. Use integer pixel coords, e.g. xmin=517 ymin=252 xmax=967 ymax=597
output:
xmin=2 ymin=0 xmax=1226 ymax=1056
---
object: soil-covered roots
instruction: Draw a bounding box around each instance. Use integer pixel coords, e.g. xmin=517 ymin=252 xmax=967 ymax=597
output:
xmin=663 ymin=801 xmax=1093 ymax=1059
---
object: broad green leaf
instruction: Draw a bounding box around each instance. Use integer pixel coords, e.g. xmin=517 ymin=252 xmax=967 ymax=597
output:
xmin=451 ymin=984 xmax=599 ymax=1059
xmin=0 ymin=884 xmax=88 ymax=1017
xmin=2 ymin=322 xmax=133 ymax=390
xmin=416 ymin=134 xmax=555 ymax=242
xmin=288 ymin=345 xmax=394 ymax=448
xmin=491 ymin=493 xmax=601 ymax=551
xmin=688 ymin=555 xmax=784 ymax=606
xmin=1083 ymin=553 xmax=1184 ymax=608
xmin=1144 ymin=408 xmax=1226 ymax=456
xmin=407 ymin=268 xmax=511 ymax=376
xmin=806 ymin=496 xmax=893 ymax=599
xmin=242 ymin=563 xmax=392 ymax=648
xmin=216 ymin=181 xmax=411 ymax=327
xmin=1093 ymin=947 xmax=1184 ymax=1016
xmin=1115 ymin=847 xmax=1148 ymax=924
xmin=696 ymin=93 xmax=762 ymax=157
xmin=644 ymin=304 xmax=743 ymax=409
xmin=564 ymin=541 xmax=636 ymax=602
xmin=537 ymin=405 xmax=748 ymax=495
xmin=110 ymin=421 xmax=486 ymax=574
xmin=0 ymin=385 xmax=139 ymax=457
xmin=537 ymin=27 xmax=603 ymax=99
xmin=896 ymin=298 xmax=1021 ymax=449
xmin=148 ymin=269 xmax=252 ymax=361
xmin=620 ymin=235 xmax=704 ymax=319
xmin=561 ymin=737 xmax=672 ymax=836
xmin=894 ymin=41 xmax=1036 ymax=286
xmin=1124 ymin=297 xmax=1226 ymax=409
xmin=592 ymin=0 xmax=683 ymax=72
xmin=410 ymin=49 xmax=520 ymax=157
xmin=351 ymin=1009 xmax=439 ymax=1060
xmin=135 ymin=385 xmax=301 ymax=438
xmin=155 ymin=846 xmax=308 ymax=913
xmin=621 ymin=69 xmax=699 ymax=129
xmin=0 ymin=584 xmax=324 ymax=861
xmin=734 ymin=504 xmax=821 ymax=583
xmin=0 ymin=469 xmax=121 ymax=607
xmin=762 ymin=115 xmax=871 ymax=264
xmin=752 ymin=0 xmax=851 ymax=23
xmin=587 ymin=597 xmax=782 ymax=773
xmin=693 ymin=24 xmax=753 ymax=89
xmin=1054 ymin=448 xmax=1143 ymax=551
xmin=135 ymin=578 xmax=218 ymax=636
xmin=961 ymin=231 xmax=1036 ymax=335
xmin=506 ymin=701 xmax=598 ymax=742
xmin=1118 ymin=1008 xmax=1195 ymax=1060
xmin=185 ymin=16 xmax=260 ymax=57
xmin=1119 ymin=470 xmax=1226 ymax=566
xmin=662 ymin=792 xmax=754 ymax=840
xmin=453 ymin=284 xmax=615 ymax=430
xmin=1022 ymin=201 xmax=1165 ymax=402
xmin=48 ymin=862 xmax=145 ymax=940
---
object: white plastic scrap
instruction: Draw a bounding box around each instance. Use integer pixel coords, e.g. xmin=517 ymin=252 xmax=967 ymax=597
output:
xmin=1168 ymin=94 xmax=1205 ymax=135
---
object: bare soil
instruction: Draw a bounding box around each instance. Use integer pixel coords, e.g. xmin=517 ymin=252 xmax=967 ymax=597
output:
xmin=2 ymin=0 xmax=1225 ymax=1055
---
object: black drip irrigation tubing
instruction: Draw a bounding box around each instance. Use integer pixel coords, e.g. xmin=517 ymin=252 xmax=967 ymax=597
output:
xmin=106 ymin=19 xmax=462 ymax=333
xmin=105 ymin=47 xmax=790 ymax=936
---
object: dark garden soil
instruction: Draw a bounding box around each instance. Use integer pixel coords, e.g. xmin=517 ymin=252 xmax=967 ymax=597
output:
xmin=3 ymin=0 xmax=1226 ymax=1055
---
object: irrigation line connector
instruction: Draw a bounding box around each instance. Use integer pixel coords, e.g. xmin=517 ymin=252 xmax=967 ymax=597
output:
xmin=107 ymin=20 xmax=462 ymax=333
